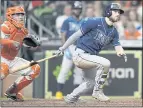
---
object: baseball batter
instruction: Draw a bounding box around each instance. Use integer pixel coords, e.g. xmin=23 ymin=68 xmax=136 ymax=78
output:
xmin=0 ymin=6 xmax=41 ymax=101
xmin=56 ymin=3 xmax=126 ymax=103
xmin=56 ymin=1 xmax=83 ymax=99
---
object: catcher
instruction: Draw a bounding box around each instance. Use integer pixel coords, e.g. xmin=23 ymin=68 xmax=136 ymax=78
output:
xmin=0 ymin=6 xmax=41 ymax=101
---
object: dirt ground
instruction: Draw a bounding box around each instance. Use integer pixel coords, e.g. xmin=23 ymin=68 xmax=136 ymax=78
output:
xmin=0 ymin=98 xmax=142 ymax=108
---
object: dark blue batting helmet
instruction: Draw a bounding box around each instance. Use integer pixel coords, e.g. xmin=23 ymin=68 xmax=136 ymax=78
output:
xmin=104 ymin=3 xmax=124 ymax=17
xmin=72 ymin=1 xmax=82 ymax=9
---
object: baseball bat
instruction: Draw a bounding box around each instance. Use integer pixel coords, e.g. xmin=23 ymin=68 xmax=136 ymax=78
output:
xmin=123 ymin=54 xmax=127 ymax=62
xmin=10 ymin=54 xmax=58 ymax=74
xmin=120 ymin=54 xmax=127 ymax=62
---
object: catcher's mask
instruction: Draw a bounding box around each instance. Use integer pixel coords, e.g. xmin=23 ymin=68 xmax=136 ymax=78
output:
xmin=6 ymin=6 xmax=26 ymax=28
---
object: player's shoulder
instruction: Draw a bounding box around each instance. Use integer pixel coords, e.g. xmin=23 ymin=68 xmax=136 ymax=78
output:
xmin=1 ymin=21 xmax=11 ymax=34
xmin=62 ymin=16 xmax=72 ymax=24
xmin=1 ymin=21 xmax=15 ymax=28
xmin=65 ymin=16 xmax=73 ymax=21
xmin=83 ymin=17 xmax=103 ymax=22
xmin=91 ymin=17 xmax=104 ymax=23
xmin=95 ymin=17 xmax=104 ymax=21
xmin=1 ymin=21 xmax=9 ymax=27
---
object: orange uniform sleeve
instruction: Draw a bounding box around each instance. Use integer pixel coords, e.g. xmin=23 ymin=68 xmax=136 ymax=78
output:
xmin=1 ymin=22 xmax=10 ymax=35
xmin=1 ymin=25 xmax=10 ymax=35
xmin=0 ymin=22 xmax=12 ymax=45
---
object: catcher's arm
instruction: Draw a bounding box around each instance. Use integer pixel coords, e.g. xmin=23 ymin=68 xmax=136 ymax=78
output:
xmin=0 ymin=38 xmax=20 ymax=50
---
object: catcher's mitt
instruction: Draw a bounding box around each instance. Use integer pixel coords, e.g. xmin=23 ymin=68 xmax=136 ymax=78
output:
xmin=23 ymin=34 xmax=41 ymax=47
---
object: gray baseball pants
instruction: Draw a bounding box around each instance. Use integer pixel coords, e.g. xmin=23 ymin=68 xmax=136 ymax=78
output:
xmin=69 ymin=48 xmax=111 ymax=96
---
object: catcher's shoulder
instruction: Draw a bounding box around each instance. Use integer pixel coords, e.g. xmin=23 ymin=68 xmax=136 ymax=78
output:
xmin=1 ymin=21 xmax=11 ymax=34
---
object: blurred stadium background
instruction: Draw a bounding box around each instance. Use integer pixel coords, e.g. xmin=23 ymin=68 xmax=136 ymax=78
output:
xmin=0 ymin=0 xmax=142 ymax=102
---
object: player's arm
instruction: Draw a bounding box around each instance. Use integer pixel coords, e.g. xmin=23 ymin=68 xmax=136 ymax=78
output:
xmin=60 ymin=29 xmax=83 ymax=51
xmin=0 ymin=24 xmax=20 ymax=46
xmin=1 ymin=24 xmax=13 ymax=44
xmin=1 ymin=23 xmax=10 ymax=39
xmin=112 ymin=29 xmax=126 ymax=57
xmin=115 ymin=45 xmax=125 ymax=57
xmin=60 ymin=18 xmax=95 ymax=51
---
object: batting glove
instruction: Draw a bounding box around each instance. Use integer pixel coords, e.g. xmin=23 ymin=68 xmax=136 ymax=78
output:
xmin=55 ymin=47 xmax=64 ymax=56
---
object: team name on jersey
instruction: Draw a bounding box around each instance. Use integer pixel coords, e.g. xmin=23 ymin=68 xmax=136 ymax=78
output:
xmin=93 ymin=29 xmax=113 ymax=46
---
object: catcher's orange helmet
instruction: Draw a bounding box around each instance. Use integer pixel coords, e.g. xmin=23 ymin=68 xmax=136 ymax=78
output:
xmin=6 ymin=6 xmax=25 ymax=28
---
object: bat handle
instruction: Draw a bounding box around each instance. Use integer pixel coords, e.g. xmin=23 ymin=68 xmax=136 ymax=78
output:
xmin=119 ymin=54 xmax=127 ymax=62
xmin=122 ymin=54 xmax=127 ymax=62
xmin=30 ymin=61 xmax=38 ymax=66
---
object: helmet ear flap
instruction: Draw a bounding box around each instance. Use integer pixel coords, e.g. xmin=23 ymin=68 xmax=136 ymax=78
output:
xmin=105 ymin=8 xmax=112 ymax=17
xmin=108 ymin=10 xmax=112 ymax=17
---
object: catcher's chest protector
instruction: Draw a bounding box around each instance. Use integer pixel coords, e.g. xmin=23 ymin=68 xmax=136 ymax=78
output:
xmin=1 ymin=21 xmax=28 ymax=60
xmin=4 ymin=21 xmax=28 ymax=43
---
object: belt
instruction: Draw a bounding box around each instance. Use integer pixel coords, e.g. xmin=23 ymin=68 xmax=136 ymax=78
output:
xmin=75 ymin=47 xmax=91 ymax=54
xmin=75 ymin=47 xmax=98 ymax=55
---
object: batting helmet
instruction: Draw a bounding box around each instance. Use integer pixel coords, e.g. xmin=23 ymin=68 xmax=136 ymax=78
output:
xmin=104 ymin=3 xmax=124 ymax=17
xmin=72 ymin=1 xmax=82 ymax=9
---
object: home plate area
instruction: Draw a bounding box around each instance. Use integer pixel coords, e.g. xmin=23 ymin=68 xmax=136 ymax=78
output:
xmin=1 ymin=98 xmax=142 ymax=108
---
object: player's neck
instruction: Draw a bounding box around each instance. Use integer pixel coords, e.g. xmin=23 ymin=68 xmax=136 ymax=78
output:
xmin=105 ymin=17 xmax=113 ymax=26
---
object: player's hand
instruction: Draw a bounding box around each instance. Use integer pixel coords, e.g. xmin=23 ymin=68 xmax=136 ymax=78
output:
xmin=117 ymin=50 xmax=126 ymax=57
xmin=117 ymin=52 xmax=127 ymax=62
xmin=30 ymin=60 xmax=38 ymax=66
xmin=54 ymin=47 xmax=64 ymax=56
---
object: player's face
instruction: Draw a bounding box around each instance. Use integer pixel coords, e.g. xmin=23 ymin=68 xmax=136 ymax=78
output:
xmin=12 ymin=13 xmax=25 ymax=24
xmin=109 ymin=10 xmax=121 ymax=22
xmin=73 ymin=8 xmax=82 ymax=18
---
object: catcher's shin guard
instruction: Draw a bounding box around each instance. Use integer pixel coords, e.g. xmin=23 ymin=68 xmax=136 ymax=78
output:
xmin=5 ymin=76 xmax=33 ymax=95
xmin=4 ymin=76 xmax=32 ymax=101
xmin=30 ymin=64 xmax=40 ymax=79
xmin=0 ymin=63 xmax=9 ymax=80
xmin=5 ymin=64 xmax=40 ymax=100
